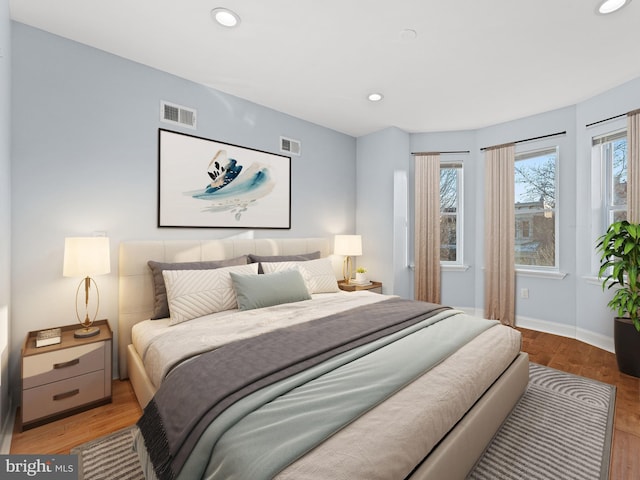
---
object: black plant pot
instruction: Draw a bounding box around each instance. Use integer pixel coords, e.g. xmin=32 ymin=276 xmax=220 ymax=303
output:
xmin=614 ymin=317 xmax=640 ymax=378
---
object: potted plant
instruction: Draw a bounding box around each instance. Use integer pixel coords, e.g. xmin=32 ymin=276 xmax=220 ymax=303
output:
xmin=355 ymin=267 xmax=368 ymax=285
xmin=597 ymin=220 xmax=640 ymax=377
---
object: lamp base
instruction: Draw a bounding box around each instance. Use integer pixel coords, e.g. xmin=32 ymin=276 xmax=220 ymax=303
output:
xmin=342 ymin=256 xmax=354 ymax=285
xmin=74 ymin=326 xmax=100 ymax=338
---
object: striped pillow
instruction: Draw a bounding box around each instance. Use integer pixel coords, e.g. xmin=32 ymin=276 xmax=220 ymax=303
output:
xmin=162 ymin=263 xmax=258 ymax=325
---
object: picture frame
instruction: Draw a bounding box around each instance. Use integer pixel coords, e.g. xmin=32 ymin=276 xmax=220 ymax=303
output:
xmin=158 ymin=129 xmax=291 ymax=229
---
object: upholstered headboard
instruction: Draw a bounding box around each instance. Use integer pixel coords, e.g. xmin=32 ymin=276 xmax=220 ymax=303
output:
xmin=118 ymin=237 xmax=333 ymax=379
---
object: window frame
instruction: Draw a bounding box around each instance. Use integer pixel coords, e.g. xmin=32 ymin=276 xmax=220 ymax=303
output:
xmin=590 ymin=126 xmax=628 ymax=275
xmin=599 ymin=129 xmax=628 ymax=227
xmin=514 ymin=145 xmax=560 ymax=272
xmin=439 ymin=161 xmax=464 ymax=266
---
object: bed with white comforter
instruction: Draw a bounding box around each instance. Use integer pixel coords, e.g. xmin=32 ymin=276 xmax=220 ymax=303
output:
xmin=118 ymin=238 xmax=528 ymax=480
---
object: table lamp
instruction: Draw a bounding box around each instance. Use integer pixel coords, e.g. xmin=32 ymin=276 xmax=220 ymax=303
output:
xmin=63 ymin=237 xmax=110 ymax=338
xmin=334 ymin=234 xmax=362 ymax=284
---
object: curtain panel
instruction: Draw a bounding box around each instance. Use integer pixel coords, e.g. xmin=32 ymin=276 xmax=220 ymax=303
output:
xmin=414 ymin=154 xmax=441 ymax=304
xmin=484 ymin=144 xmax=515 ymax=326
xmin=628 ymin=109 xmax=640 ymax=223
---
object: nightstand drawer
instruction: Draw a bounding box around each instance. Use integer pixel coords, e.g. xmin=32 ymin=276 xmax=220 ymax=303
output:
xmin=23 ymin=342 xmax=105 ymax=389
xmin=22 ymin=369 xmax=106 ymax=423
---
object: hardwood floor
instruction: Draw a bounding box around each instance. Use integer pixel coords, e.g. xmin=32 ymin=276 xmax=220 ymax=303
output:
xmin=10 ymin=379 xmax=141 ymax=455
xmin=9 ymin=329 xmax=640 ymax=478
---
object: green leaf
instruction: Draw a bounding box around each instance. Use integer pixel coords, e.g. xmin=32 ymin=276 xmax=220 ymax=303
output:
xmin=624 ymin=240 xmax=636 ymax=255
xmin=614 ymin=237 xmax=624 ymax=251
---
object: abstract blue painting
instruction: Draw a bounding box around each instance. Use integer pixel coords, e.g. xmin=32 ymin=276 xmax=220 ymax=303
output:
xmin=158 ymin=129 xmax=291 ymax=228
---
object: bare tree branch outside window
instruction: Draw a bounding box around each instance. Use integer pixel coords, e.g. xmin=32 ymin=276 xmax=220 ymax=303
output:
xmin=514 ymin=151 xmax=557 ymax=267
xmin=514 ymin=158 xmax=555 ymax=208
xmin=440 ymin=166 xmax=459 ymax=262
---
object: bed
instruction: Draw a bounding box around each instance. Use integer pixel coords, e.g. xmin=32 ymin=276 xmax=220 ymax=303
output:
xmin=118 ymin=237 xmax=529 ymax=480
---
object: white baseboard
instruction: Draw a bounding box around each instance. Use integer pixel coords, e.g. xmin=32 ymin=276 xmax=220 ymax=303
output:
xmin=452 ymin=307 xmax=615 ymax=354
xmin=516 ymin=314 xmax=614 ymax=353
xmin=575 ymin=328 xmax=615 ymax=353
xmin=515 ymin=314 xmax=576 ymax=338
xmin=0 ymin=402 xmax=15 ymax=454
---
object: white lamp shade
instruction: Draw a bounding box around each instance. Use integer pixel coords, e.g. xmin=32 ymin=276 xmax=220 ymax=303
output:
xmin=334 ymin=235 xmax=362 ymax=256
xmin=63 ymin=237 xmax=111 ymax=277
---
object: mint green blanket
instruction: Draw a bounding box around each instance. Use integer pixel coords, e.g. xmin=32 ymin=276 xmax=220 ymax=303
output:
xmin=175 ymin=309 xmax=497 ymax=480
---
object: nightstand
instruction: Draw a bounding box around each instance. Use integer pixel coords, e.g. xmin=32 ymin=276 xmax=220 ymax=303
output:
xmin=338 ymin=280 xmax=382 ymax=294
xmin=21 ymin=319 xmax=112 ymax=431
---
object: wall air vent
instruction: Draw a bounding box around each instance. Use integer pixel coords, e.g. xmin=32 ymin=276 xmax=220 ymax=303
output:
xmin=280 ymin=136 xmax=301 ymax=156
xmin=161 ymin=101 xmax=197 ymax=129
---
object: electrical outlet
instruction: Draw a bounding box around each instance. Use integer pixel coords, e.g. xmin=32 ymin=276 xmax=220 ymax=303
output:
xmin=520 ymin=288 xmax=529 ymax=299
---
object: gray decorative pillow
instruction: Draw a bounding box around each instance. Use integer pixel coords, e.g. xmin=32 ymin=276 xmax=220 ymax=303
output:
xmin=248 ymin=251 xmax=321 ymax=273
xmin=230 ymin=269 xmax=311 ymax=311
xmin=148 ymin=256 xmax=248 ymax=319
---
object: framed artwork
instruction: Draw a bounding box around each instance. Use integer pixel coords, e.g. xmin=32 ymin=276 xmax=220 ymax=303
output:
xmin=158 ymin=129 xmax=291 ymax=229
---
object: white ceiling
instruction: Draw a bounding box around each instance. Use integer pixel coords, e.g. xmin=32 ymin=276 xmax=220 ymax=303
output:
xmin=9 ymin=0 xmax=640 ymax=137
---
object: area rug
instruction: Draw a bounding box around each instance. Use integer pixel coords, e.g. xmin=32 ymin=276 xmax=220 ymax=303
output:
xmin=70 ymin=426 xmax=142 ymax=480
xmin=70 ymin=363 xmax=615 ymax=480
xmin=468 ymin=363 xmax=615 ymax=480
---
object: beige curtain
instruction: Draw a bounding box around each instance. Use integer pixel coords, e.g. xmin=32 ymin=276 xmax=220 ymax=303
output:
xmin=414 ymin=154 xmax=441 ymax=304
xmin=628 ymin=109 xmax=640 ymax=223
xmin=484 ymin=144 xmax=515 ymax=326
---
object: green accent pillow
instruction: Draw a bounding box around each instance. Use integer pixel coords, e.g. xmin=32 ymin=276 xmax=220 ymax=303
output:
xmin=230 ymin=269 xmax=312 ymax=311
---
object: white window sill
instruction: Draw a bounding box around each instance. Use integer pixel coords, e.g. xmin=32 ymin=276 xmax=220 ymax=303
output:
xmin=441 ymin=264 xmax=470 ymax=272
xmin=515 ymin=269 xmax=567 ymax=280
xmin=408 ymin=263 xmax=471 ymax=272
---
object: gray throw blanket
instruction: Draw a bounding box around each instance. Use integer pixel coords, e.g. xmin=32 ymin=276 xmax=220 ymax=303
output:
xmin=137 ymin=297 xmax=449 ymax=480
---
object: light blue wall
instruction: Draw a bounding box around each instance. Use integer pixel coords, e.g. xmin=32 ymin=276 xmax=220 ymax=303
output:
xmin=0 ymin=0 xmax=11 ymax=447
xmin=357 ymin=79 xmax=640 ymax=353
xmin=356 ymin=127 xmax=411 ymax=295
xmin=9 ymin=23 xmax=357 ymax=401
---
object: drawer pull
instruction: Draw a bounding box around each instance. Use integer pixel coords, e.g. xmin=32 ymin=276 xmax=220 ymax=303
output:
xmin=53 ymin=358 xmax=80 ymax=369
xmin=53 ymin=389 xmax=80 ymax=401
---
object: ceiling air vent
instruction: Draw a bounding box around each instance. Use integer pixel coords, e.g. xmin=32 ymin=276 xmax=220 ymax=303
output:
xmin=161 ymin=101 xmax=197 ymax=129
xmin=280 ymin=136 xmax=301 ymax=156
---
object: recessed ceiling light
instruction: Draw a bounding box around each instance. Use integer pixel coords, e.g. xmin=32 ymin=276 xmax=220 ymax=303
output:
xmin=596 ymin=0 xmax=631 ymax=14
xmin=368 ymin=93 xmax=384 ymax=102
xmin=211 ymin=8 xmax=241 ymax=27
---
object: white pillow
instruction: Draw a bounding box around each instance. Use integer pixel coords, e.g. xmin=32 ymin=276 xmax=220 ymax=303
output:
xmin=262 ymin=258 xmax=339 ymax=294
xmin=163 ymin=263 xmax=258 ymax=325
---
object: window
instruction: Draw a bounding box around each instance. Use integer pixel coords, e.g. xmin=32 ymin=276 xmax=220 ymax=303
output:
xmin=514 ymin=147 xmax=558 ymax=268
xmin=440 ymin=162 xmax=463 ymax=263
xmin=594 ymin=130 xmax=627 ymax=225
xmin=590 ymin=126 xmax=628 ymax=275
